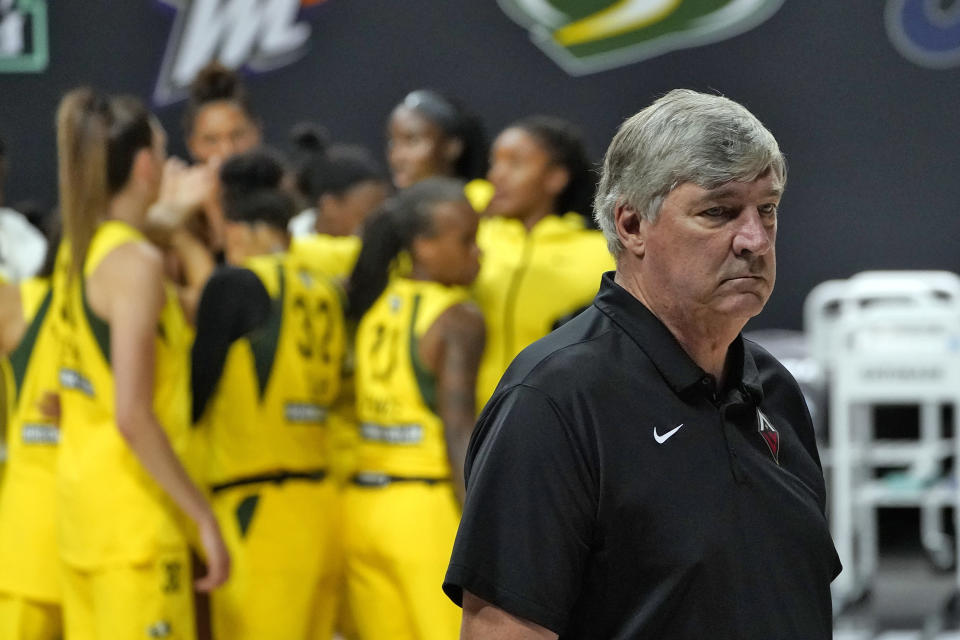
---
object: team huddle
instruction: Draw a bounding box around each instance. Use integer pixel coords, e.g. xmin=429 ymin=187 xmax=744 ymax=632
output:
xmin=0 ymin=64 xmax=612 ymax=639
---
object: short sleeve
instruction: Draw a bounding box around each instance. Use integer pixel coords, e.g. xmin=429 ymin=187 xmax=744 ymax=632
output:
xmin=443 ymin=383 xmax=599 ymax=634
xmin=191 ymin=266 xmax=271 ymax=421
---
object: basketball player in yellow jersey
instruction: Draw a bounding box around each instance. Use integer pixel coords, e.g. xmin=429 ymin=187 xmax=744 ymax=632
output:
xmin=53 ymin=88 xmax=229 ymax=640
xmin=475 ymin=116 xmax=614 ymax=407
xmin=192 ymin=148 xmax=347 ymax=640
xmin=386 ymin=89 xmax=493 ymax=212
xmin=344 ymin=177 xmax=485 ymax=640
xmin=286 ymin=127 xmax=391 ymax=508
xmin=0 ymin=262 xmax=63 ymax=639
xmin=287 ymin=124 xmax=389 ymax=278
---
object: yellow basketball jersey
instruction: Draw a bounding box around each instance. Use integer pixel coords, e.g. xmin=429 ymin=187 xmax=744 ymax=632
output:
xmin=0 ymin=277 xmax=61 ymax=601
xmin=354 ymin=278 xmax=469 ymax=479
xmin=199 ymin=252 xmax=346 ymax=485
xmin=289 ymin=233 xmax=361 ymax=280
xmin=1 ymin=272 xmax=10 ymax=448
xmin=1 ymin=358 xmax=9 ymax=458
xmin=290 ymin=234 xmax=363 ymax=481
xmin=473 ymin=213 xmax=613 ymax=406
xmin=55 ymin=221 xmax=193 ymax=568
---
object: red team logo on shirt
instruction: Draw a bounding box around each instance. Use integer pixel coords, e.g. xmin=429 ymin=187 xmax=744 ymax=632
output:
xmin=756 ymin=409 xmax=779 ymax=465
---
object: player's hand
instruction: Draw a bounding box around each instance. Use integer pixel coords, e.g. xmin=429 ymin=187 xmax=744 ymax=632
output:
xmin=36 ymin=390 xmax=61 ymax=424
xmin=194 ymin=514 xmax=230 ymax=591
xmin=150 ymin=159 xmax=217 ymax=230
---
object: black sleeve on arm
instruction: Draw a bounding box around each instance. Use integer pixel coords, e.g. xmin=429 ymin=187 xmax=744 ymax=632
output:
xmin=191 ymin=266 xmax=271 ymax=422
xmin=443 ymin=383 xmax=600 ymax=635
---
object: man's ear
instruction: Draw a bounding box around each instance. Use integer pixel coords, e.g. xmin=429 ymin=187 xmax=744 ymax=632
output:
xmin=614 ymin=202 xmax=647 ymax=257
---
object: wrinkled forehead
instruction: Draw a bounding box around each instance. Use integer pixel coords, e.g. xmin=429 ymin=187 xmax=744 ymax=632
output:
xmin=687 ymin=166 xmax=785 ymax=196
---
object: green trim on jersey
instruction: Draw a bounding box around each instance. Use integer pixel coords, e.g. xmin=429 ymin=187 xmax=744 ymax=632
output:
xmin=248 ymin=264 xmax=285 ymax=398
xmin=235 ymin=494 xmax=260 ymax=539
xmin=408 ymin=294 xmax=438 ymax=414
xmin=9 ymin=289 xmax=52 ymax=402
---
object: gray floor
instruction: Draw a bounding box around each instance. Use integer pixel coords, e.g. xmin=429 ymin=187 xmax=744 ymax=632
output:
xmin=834 ymin=550 xmax=958 ymax=638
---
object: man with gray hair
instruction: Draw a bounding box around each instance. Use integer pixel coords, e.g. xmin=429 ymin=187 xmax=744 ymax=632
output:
xmin=443 ymin=89 xmax=840 ymax=639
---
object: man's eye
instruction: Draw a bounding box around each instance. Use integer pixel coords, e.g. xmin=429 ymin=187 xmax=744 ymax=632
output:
xmin=702 ymin=207 xmax=727 ymax=218
xmin=758 ymin=203 xmax=778 ymax=216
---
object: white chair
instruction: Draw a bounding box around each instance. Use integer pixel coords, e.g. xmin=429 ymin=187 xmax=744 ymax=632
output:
xmin=824 ymin=278 xmax=960 ymax=607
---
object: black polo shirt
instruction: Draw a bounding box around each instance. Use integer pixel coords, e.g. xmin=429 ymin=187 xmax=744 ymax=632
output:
xmin=443 ymin=272 xmax=841 ymax=639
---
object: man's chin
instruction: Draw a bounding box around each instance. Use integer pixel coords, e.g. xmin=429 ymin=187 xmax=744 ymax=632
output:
xmin=715 ymin=291 xmax=770 ymax=319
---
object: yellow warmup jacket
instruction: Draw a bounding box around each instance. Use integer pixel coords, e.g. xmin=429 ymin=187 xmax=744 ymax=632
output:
xmin=473 ymin=213 xmax=613 ymax=407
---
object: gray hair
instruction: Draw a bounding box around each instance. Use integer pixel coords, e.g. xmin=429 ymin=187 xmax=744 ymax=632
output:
xmin=593 ymin=89 xmax=786 ymax=257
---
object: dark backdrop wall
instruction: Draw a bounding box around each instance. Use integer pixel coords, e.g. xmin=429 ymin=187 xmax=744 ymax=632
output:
xmin=1 ymin=1 xmax=958 ymax=330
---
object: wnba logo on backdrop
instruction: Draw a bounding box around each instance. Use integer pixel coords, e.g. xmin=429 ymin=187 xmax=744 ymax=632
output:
xmin=886 ymin=0 xmax=960 ymax=68
xmin=153 ymin=0 xmax=327 ymax=105
xmin=498 ymin=0 xmax=784 ymax=75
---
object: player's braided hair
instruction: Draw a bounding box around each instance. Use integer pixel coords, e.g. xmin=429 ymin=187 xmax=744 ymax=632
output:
xmin=346 ymin=177 xmax=466 ymax=321
xmin=510 ymin=115 xmax=595 ymax=221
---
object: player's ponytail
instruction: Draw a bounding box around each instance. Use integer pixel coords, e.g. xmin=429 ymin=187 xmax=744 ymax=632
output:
xmin=57 ymin=88 xmax=109 ymax=279
xmin=56 ymin=88 xmax=154 ymax=279
xmin=346 ymin=200 xmax=406 ymax=322
xmin=289 ymin=121 xmax=385 ymax=204
xmin=346 ymin=177 xmax=466 ymax=321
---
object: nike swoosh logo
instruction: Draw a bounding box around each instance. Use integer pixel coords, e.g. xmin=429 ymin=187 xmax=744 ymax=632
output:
xmin=653 ymin=423 xmax=684 ymax=444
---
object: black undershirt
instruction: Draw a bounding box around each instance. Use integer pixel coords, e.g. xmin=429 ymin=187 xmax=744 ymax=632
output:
xmin=191 ymin=266 xmax=271 ymax=422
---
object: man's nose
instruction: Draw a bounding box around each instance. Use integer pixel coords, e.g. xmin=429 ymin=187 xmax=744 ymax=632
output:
xmin=732 ymin=208 xmax=774 ymax=257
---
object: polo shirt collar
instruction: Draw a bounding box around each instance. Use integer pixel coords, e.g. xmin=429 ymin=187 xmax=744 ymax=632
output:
xmin=593 ymin=272 xmax=763 ymax=402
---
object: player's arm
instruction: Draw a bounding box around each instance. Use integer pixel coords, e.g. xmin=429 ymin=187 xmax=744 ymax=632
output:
xmin=96 ymin=241 xmax=229 ymax=591
xmin=145 ymin=159 xmax=218 ymax=323
xmin=0 ymin=282 xmax=24 ymax=356
xmin=429 ymin=302 xmax=485 ymax=504
xmin=461 ymin=592 xmax=558 ymax=640
xmin=169 ymin=228 xmax=216 ymax=325
xmin=146 ymin=158 xmax=216 ymax=240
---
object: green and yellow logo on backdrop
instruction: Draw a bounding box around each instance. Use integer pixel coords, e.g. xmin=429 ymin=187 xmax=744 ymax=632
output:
xmin=0 ymin=0 xmax=48 ymax=73
xmin=498 ymin=0 xmax=784 ymax=75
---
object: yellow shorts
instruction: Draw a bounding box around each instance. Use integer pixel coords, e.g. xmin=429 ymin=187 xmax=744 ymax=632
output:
xmin=0 ymin=592 xmax=62 ymax=640
xmin=327 ymin=411 xmax=359 ymax=487
xmin=61 ymin=548 xmax=195 ymax=640
xmin=211 ymin=478 xmax=341 ymax=640
xmin=343 ymin=481 xmax=461 ymax=640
